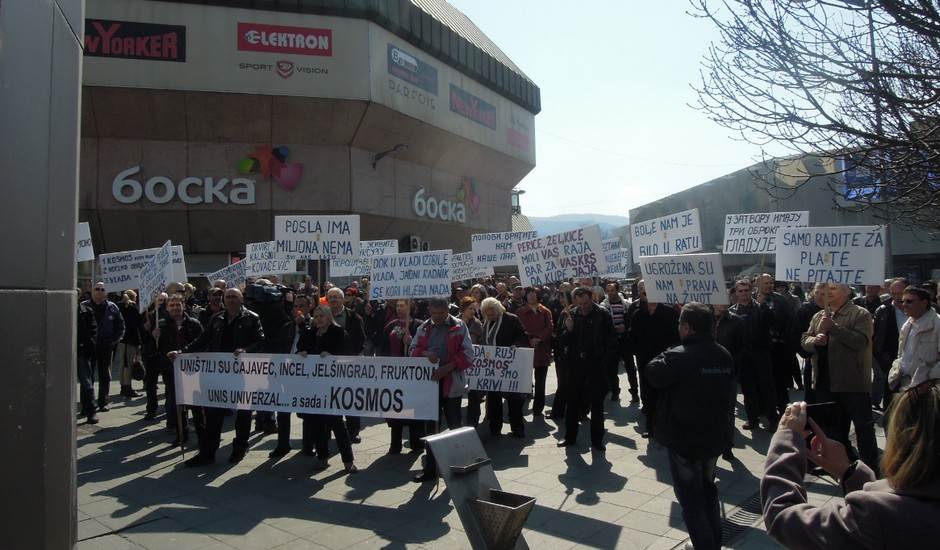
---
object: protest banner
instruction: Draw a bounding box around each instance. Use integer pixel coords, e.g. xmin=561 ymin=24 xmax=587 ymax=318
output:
xmin=450 ymin=251 xmax=494 ymax=282
xmin=246 ymin=241 xmax=296 ymax=277
xmin=602 ymin=238 xmax=630 ymax=279
xmin=274 ymin=215 xmax=360 ymax=260
xmin=329 ymin=239 xmax=399 ymax=278
xmin=471 ymin=231 xmax=538 ymax=268
xmin=76 ymin=222 xmax=95 ymax=262
xmin=638 ymin=253 xmax=726 ymax=305
xmin=138 ymin=241 xmax=173 ymax=313
xmin=99 ymin=245 xmax=187 ymax=291
xmin=722 ymin=211 xmax=809 ymax=254
xmin=368 ymin=250 xmax=452 ymax=300
xmin=775 ymin=225 xmax=886 ymax=285
xmin=515 ymin=225 xmax=607 ymax=287
xmin=173 ymin=353 xmax=439 ymax=420
xmin=465 ymin=345 xmax=534 ymax=394
xmin=206 ymin=259 xmax=247 ymax=289
xmin=630 ymin=208 xmax=702 ymax=264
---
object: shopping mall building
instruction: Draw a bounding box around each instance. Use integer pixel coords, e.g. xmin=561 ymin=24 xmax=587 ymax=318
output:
xmin=79 ymin=0 xmax=539 ymax=278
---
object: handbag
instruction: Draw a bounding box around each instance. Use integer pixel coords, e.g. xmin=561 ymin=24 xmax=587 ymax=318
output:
xmin=132 ymin=359 xmax=146 ymax=381
xmin=447 ymin=368 xmax=469 ymax=398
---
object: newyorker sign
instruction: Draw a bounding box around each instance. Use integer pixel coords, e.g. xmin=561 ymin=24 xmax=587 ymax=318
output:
xmin=84 ymin=19 xmax=186 ymax=62
xmin=450 ymin=84 xmax=497 ymax=130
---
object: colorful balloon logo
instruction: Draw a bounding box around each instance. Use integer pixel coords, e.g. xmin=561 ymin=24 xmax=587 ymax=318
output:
xmin=459 ymin=177 xmax=481 ymax=215
xmin=238 ymin=146 xmax=303 ymax=191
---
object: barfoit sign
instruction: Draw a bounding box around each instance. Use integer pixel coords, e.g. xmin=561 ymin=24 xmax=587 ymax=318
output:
xmin=111 ymin=166 xmax=256 ymax=205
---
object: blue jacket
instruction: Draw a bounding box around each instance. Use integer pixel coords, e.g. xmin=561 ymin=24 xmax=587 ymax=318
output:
xmin=82 ymin=300 xmax=124 ymax=348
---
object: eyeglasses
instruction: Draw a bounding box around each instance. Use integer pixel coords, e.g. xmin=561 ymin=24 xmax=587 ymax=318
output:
xmin=93 ymin=288 xmax=106 ymax=292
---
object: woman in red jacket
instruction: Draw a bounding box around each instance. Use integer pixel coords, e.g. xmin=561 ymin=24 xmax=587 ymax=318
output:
xmin=516 ymin=286 xmax=553 ymax=417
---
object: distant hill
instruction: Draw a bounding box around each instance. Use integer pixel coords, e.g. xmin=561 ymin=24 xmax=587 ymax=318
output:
xmin=529 ymin=213 xmax=630 ymax=239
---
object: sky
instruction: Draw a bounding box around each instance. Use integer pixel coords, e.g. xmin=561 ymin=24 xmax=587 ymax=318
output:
xmin=448 ymin=0 xmax=781 ymax=218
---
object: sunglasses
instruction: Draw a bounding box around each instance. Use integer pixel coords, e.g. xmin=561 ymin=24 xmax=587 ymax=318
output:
xmin=94 ymin=288 xmax=106 ymax=292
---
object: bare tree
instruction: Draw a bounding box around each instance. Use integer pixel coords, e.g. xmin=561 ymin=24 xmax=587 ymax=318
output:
xmin=692 ymin=0 xmax=940 ymax=231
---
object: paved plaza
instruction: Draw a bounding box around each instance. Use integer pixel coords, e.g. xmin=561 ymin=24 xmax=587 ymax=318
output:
xmin=77 ymin=372 xmax=880 ymax=550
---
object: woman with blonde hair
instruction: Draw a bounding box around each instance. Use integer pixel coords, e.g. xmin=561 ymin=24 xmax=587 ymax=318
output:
xmin=115 ymin=290 xmax=143 ymax=398
xmin=761 ymin=381 xmax=940 ymax=548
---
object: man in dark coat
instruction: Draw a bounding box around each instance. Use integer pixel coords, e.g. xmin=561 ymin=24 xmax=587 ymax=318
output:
xmin=872 ymin=278 xmax=908 ymax=410
xmin=628 ymin=280 xmax=680 ymax=438
xmin=152 ymin=293 xmax=203 ymax=443
xmin=77 ymin=297 xmax=99 ymax=424
xmin=170 ymin=288 xmax=265 ymax=466
xmin=729 ymin=278 xmax=779 ymax=430
xmin=559 ymin=286 xmax=616 ymax=450
xmin=82 ymin=281 xmax=125 ymax=411
xmin=326 ymin=287 xmax=367 ymax=441
xmin=647 ymin=303 xmax=736 ymax=550
xmin=268 ymin=294 xmax=313 ymax=458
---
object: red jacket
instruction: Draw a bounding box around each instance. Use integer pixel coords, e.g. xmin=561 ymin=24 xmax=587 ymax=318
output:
xmin=517 ymin=304 xmax=553 ymax=367
xmin=410 ymin=315 xmax=473 ymax=397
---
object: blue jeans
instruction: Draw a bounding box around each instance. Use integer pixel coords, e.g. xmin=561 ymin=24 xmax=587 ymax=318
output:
xmin=668 ymin=450 xmax=722 ymax=550
xmin=77 ymin=354 xmax=97 ymax=416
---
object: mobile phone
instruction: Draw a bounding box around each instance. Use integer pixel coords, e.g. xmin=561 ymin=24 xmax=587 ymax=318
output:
xmin=805 ymin=402 xmax=843 ymax=430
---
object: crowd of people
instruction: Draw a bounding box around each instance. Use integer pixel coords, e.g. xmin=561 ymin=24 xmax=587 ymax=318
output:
xmin=76 ymin=271 xmax=940 ymax=549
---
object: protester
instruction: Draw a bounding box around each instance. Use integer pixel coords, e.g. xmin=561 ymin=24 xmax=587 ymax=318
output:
xmin=198 ymin=287 xmax=224 ymax=328
xmin=873 ymin=278 xmax=908 ymax=410
xmin=647 ymin=303 xmax=736 ymax=550
xmin=480 ymin=297 xmax=530 ymax=437
xmin=383 ymin=299 xmax=424 ymax=455
xmin=461 ymin=296 xmax=487 ymax=428
xmin=549 ymin=289 xmax=574 ymax=420
xmin=516 ymin=287 xmax=553 ymax=417
xmin=115 ymin=290 xmax=143 ymax=398
xmin=629 ymin=280 xmax=679 ymax=438
xmin=82 ymin=282 xmax=125 ymax=413
xmin=755 ymin=274 xmax=800 ymax=414
xmin=77 ymin=297 xmax=99 ymax=424
xmin=729 ymin=278 xmax=778 ymax=430
xmin=801 ymin=283 xmax=879 ymax=474
xmin=326 ymin=287 xmax=366 ymax=442
xmin=853 ymin=284 xmax=884 ymax=316
xmin=714 ymin=299 xmax=744 ymax=461
xmin=797 ymin=283 xmax=827 ymax=404
xmin=170 ymin=288 xmax=265 ymax=467
xmin=151 ymin=294 xmax=203 ymax=444
xmin=299 ymin=304 xmax=357 ymax=473
xmin=888 ymin=285 xmax=940 ymax=391
xmin=269 ymin=294 xmax=313 ymax=459
xmin=411 ymin=298 xmax=473 ymax=482
xmin=600 ymin=281 xmax=637 ymax=403
xmin=559 ymin=286 xmax=616 ymax=450
xmin=761 ymin=388 xmax=940 ymax=549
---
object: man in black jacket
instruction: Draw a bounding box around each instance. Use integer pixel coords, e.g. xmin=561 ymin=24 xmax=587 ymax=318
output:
xmin=729 ymin=278 xmax=779 ymax=430
xmin=558 ymin=286 xmax=616 ymax=450
xmin=77 ymin=297 xmax=99 ymax=424
xmin=169 ymin=288 xmax=265 ymax=466
xmin=151 ymin=294 xmax=203 ymax=443
xmin=797 ymin=283 xmax=826 ymax=403
xmin=647 ymin=303 xmax=736 ymax=550
xmin=628 ymin=280 xmax=680 ymax=438
xmin=268 ymin=294 xmax=313 ymax=458
xmin=82 ymin=282 xmax=125 ymax=412
xmin=326 ymin=287 xmax=367 ymax=441
xmin=872 ymin=278 xmax=908 ymax=410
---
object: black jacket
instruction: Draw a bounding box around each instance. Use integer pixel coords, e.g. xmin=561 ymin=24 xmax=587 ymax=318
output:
xmin=482 ymin=312 xmax=529 ymax=348
xmin=873 ymin=300 xmax=902 ymax=372
xmin=728 ymin=300 xmax=772 ymax=367
xmin=83 ymin=299 xmax=125 ymax=348
xmin=273 ymin=317 xmax=311 ymax=354
xmin=77 ymin=301 xmax=98 ymax=358
xmin=182 ymin=307 xmax=265 ymax=353
xmin=119 ymin=303 xmax=142 ymax=346
xmin=715 ymin=311 xmax=745 ymax=376
xmin=647 ymin=333 xmax=737 ymax=459
xmin=561 ymin=303 xmax=616 ymax=390
xmin=155 ymin=315 xmax=203 ymax=367
xmin=299 ymin=323 xmax=346 ymax=355
xmin=629 ymin=302 xmax=680 ymax=368
xmin=336 ymin=306 xmax=366 ymax=355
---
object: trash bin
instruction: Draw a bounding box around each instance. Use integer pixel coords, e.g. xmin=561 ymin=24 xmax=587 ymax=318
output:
xmin=471 ymin=488 xmax=536 ymax=550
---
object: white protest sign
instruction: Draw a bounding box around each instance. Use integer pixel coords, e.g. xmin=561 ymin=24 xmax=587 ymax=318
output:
xmin=471 ymin=231 xmax=539 ymax=268
xmin=99 ymin=245 xmax=187 ymax=291
xmin=775 ymin=226 xmax=886 ymax=285
xmin=174 ymin=353 xmax=439 ymax=420
xmin=602 ymin=239 xmax=630 ymax=279
xmin=638 ymin=253 xmax=726 ymax=305
xmin=274 ymin=215 xmax=360 ymax=260
xmin=631 ymin=208 xmax=702 ymax=264
xmin=368 ymin=250 xmax=452 ymax=300
xmin=206 ymin=259 xmax=247 ymax=289
xmin=246 ymin=241 xmax=296 ymax=277
xmin=329 ymin=239 xmax=399 ymax=278
xmin=466 ymin=345 xmax=534 ymax=394
xmin=76 ymin=222 xmax=95 ymax=262
xmin=138 ymin=240 xmax=173 ymax=313
xmin=450 ymin=251 xmax=494 ymax=282
xmin=515 ymin=225 xmax=607 ymax=287
xmin=722 ymin=211 xmax=809 ymax=254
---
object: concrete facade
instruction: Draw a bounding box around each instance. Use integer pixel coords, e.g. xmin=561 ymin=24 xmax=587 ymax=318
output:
xmin=0 ymin=0 xmax=84 ymax=547
xmin=79 ymin=0 xmax=539 ymax=276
